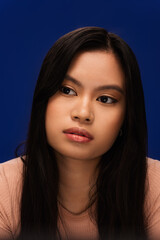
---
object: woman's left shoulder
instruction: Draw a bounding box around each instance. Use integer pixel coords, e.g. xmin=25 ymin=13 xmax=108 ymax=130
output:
xmin=145 ymin=157 xmax=160 ymax=238
xmin=146 ymin=157 xmax=160 ymax=196
xmin=147 ymin=157 xmax=160 ymax=180
xmin=147 ymin=157 xmax=160 ymax=166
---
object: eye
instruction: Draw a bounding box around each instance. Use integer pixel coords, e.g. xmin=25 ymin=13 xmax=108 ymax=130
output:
xmin=60 ymin=86 xmax=76 ymax=96
xmin=97 ymin=96 xmax=117 ymax=104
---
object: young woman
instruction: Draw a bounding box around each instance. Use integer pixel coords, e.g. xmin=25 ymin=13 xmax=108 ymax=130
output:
xmin=0 ymin=27 xmax=160 ymax=240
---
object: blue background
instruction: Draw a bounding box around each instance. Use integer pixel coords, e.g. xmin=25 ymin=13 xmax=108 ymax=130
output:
xmin=0 ymin=0 xmax=160 ymax=163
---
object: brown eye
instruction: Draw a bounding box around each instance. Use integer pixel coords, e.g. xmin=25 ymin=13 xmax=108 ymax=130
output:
xmin=97 ymin=96 xmax=117 ymax=104
xmin=60 ymin=86 xmax=76 ymax=95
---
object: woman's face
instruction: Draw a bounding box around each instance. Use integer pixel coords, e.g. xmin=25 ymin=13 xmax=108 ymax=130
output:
xmin=45 ymin=50 xmax=125 ymax=161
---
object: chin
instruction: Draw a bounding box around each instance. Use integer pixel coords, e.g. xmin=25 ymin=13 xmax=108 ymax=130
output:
xmin=55 ymin=149 xmax=99 ymax=161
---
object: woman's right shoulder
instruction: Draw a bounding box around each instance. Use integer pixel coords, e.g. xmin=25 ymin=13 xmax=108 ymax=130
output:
xmin=0 ymin=157 xmax=24 ymax=208
xmin=0 ymin=157 xmax=24 ymax=199
xmin=0 ymin=157 xmax=24 ymax=200
xmin=0 ymin=157 xmax=24 ymax=238
xmin=0 ymin=157 xmax=24 ymax=182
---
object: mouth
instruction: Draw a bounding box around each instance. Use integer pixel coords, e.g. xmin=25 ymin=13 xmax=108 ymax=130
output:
xmin=63 ymin=127 xmax=93 ymax=143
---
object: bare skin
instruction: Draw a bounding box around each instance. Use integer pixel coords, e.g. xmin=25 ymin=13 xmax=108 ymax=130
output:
xmin=56 ymin=152 xmax=99 ymax=214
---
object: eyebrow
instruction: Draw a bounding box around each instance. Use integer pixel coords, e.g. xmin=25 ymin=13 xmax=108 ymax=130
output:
xmin=65 ymin=74 xmax=124 ymax=95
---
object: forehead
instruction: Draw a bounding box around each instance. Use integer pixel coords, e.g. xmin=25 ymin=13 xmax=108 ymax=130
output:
xmin=66 ymin=50 xmax=125 ymax=90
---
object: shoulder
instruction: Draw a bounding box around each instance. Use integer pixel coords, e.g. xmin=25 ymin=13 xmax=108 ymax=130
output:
xmin=0 ymin=157 xmax=23 ymax=194
xmin=0 ymin=157 xmax=23 ymax=176
xmin=147 ymin=157 xmax=160 ymax=172
xmin=146 ymin=157 xmax=160 ymax=200
xmin=146 ymin=157 xmax=160 ymax=238
xmin=146 ymin=157 xmax=160 ymax=197
xmin=0 ymin=157 xmax=23 ymax=238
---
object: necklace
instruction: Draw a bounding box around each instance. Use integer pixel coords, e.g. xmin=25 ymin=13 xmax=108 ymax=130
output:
xmin=57 ymin=199 xmax=97 ymax=240
xmin=57 ymin=199 xmax=90 ymax=215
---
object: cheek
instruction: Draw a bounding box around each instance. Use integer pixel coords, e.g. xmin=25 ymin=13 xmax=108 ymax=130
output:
xmin=45 ymin=97 xmax=68 ymax=125
xmin=99 ymin=107 xmax=125 ymax=130
xmin=97 ymin=109 xmax=125 ymax=144
xmin=110 ymin=111 xmax=124 ymax=130
xmin=46 ymin=100 xmax=61 ymax=117
xmin=45 ymin=101 xmax=61 ymax=141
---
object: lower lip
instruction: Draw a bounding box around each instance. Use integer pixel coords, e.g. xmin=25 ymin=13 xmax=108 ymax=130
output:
xmin=64 ymin=133 xmax=92 ymax=143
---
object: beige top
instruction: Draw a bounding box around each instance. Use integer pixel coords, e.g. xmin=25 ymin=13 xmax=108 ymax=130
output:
xmin=0 ymin=157 xmax=160 ymax=240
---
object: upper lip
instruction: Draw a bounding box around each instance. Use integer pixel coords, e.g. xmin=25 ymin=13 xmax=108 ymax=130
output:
xmin=63 ymin=127 xmax=93 ymax=139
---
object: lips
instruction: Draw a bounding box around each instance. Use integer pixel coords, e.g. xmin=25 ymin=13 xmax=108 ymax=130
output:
xmin=63 ymin=127 xmax=93 ymax=140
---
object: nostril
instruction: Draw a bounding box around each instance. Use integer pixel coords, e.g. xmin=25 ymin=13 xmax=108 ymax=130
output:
xmin=72 ymin=115 xmax=92 ymax=122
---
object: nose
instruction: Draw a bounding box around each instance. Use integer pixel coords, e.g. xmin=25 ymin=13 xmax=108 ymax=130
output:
xmin=71 ymin=98 xmax=94 ymax=124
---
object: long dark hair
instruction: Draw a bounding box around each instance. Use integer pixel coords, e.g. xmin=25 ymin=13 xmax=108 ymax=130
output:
xmin=16 ymin=27 xmax=148 ymax=240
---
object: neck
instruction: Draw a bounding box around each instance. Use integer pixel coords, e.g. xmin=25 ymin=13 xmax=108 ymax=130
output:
xmin=56 ymin=152 xmax=100 ymax=214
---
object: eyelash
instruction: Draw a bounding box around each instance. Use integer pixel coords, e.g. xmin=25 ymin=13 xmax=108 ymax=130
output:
xmin=60 ymin=86 xmax=77 ymax=95
xmin=60 ymin=86 xmax=117 ymax=104
xmin=96 ymin=96 xmax=117 ymax=104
